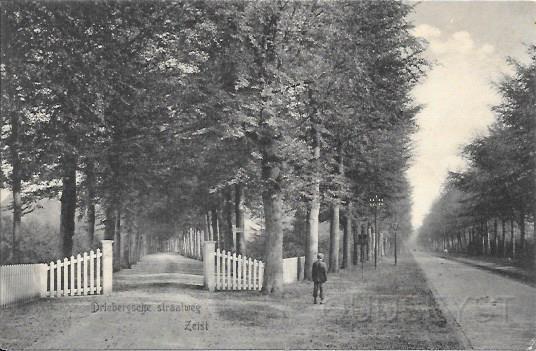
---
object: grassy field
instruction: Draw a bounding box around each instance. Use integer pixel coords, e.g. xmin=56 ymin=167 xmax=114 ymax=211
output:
xmin=0 ymin=250 xmax=462 ymax=350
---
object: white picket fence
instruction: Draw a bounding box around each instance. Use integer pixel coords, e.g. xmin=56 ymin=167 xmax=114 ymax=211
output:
xmin=179 ymin=229 xmax=203 ymax=260
xmin=162 ymin=237 xmax=179 ymax=253
xmin=1 ymin=241 xmax=113 ymax=308
xmin=0 ymin=264 xmax=47 ymax=308
xmin=214 ymin=249 xmax=264 ymax=291
xmin=1 ymin=249 xmax=103 ymax=307
xmin=46 ymin=249 xmax=103 ymax=297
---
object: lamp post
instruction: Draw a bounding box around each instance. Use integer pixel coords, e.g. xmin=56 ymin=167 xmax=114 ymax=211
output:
xmin=369 ymin=195 xmax=383 ymax=269
xmin=392 ymin=221 xmax=399 ymax=266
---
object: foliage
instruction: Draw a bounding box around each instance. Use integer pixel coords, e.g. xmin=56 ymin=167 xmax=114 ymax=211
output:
xmin=418 ymin=46 xmax=536 ymax=257
xmin=1 ymin=1 xmax=427 ymax=289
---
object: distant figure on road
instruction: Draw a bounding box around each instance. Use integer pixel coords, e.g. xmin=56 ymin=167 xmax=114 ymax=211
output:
xmin=312 ymin=253 xmax=328 ymax=304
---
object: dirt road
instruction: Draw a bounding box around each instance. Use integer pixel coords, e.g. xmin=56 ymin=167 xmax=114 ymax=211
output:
xmin=1 ymin=252 xmax=461 ymax=349
xmin=413 ymin=249 xmax=536 ymax=350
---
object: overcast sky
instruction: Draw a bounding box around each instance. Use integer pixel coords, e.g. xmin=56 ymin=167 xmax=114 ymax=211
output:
xmin=407 ymin=1 xmax=536 ymax=229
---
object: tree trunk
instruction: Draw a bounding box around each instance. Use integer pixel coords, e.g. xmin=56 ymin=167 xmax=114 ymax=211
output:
xmin=501 ymin=218 xmax=506 ymax=258
xmin=493 ymin=219 xmax=498 ymax=256
xmin=468 ymin=227 xmax=472 ymax=253
xmin=113 ymin=208 xmax=121 ymax=271
xmin=474 ymin=226 xmax=478 ymax=254
xmin=329 ymin=143 xmax=343 ymax=272
xmin=205 ymin=210 xmax=211 ymax=241
xmin=60 ymin=153 xmax=77 ymax=258
xmin=485 ymin=220 xmax=490 ymax=255
xmin=104 ymin=205 xmax=115 ymax=241
xmin=86 ymin=160 xmax=96 ymax=246
xmin=130 ymin=230 xmax=137 ymax=264
xmin=510 ymin=218 xmax=515 ymax=259
xmin=217 ymin=206 xmax=223 ymax=247
xmin=261 ymin=158 xmax=284 ymax=295
xmin=223 ymin=189 xmax=234 ymax=251
xmin=480 ymin=221 xmax=485 ymax=255
xmin=378 ymin=228 xmax=383 ymax=256
xmin=305 ymin=125 xmax=320 ymax=280
xmin=123 ymin=222 xmax=131 ymax=269
xmin=466 ymin=229 xmax=470 ymax=251
xmin=352 ymin=223 xmax=360 ymax=265
xmin=329 ymin=204 xmax=340 ymax=273
xmin=342 ymin=204 xmax=352 ymax=269
xmin=304 ymin=207 xmax=310 ymax=262
xmin=367 ymin=222 xmax=374 ymax=261
xmin=519 ymin=211 xmax=525 ymax=255
xmin=11 ymin=171 xmax=21 ymax=264
xmin=534 ymin=208 xmax=536 ymax=269
xmin=135 ymin=231 xmax=142 ymax=263
xmin=211 ymin=207 xmax=219 ymax=248
xmin=10 ymin=111 xmax=22 ymax=264
xmin=466 ymin=228 xmax=470 ymax=250
xmin=306 ymin=199 xmax=320 ymax=280
xmin=469 ymin=227 xmax=473 ymax=252
xmin=480 ymin=222 xmax=486 ymax=255
xmin=475 ymin=227 xmax=478 ymax=253
xmin=235 ymin=183 xmax=246 ymax=255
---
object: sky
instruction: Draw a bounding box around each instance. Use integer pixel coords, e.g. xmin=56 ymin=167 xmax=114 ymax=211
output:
xmin=407 ymin=1 xmax=536 ymax=229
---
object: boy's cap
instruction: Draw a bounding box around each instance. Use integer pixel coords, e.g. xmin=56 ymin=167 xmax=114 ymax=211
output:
xmin=317 ymin=253 xmax=324 ymax=259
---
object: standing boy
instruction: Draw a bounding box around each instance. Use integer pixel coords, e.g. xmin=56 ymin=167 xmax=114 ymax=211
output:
xmin=312 ymin=253 xmax=328 ymax=304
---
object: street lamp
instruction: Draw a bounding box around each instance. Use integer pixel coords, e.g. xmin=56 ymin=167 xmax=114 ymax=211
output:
xmin=369 ymin=195 xmax=383 ymax=269
xmin=391 ymin=221 xmax=399 ymax=266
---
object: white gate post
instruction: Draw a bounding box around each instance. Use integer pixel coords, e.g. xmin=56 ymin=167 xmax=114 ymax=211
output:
xmin=101 ymin=240 xmax=113 ymax=295
xmin=39 ymin=263 xmax=48 ymax=297
xmin=203 ymin=241 xmax=215 ymax=292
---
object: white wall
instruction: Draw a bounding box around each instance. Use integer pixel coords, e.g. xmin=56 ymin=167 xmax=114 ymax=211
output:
xmin=282 ymin=256 xmax=304 ymax=284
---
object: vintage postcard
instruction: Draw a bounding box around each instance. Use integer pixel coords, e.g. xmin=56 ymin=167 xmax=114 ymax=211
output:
xmin=0 ymin=1 xmax=535 ymax=350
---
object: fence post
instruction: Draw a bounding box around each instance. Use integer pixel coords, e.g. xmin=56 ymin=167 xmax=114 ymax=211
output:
xmin=203 ymin=241 xmax=215 ymax=292
xmin=298 ymin=256 xmax=305 ymax=281
xmin=39 ymin=263 xmax=48 ymax=297
xmin=101 ymin=240 xmax=114 ymax=295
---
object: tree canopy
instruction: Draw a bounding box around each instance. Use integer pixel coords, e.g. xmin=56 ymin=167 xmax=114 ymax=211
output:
xmin=418 ymin=46 xmax=535 ymax=262
xmin=1 ymin=0 xmax=427 ymax=293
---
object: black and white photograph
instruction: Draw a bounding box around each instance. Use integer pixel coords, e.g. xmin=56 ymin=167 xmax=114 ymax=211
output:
xmin=0 ymin=1 xmax=535 ymax=350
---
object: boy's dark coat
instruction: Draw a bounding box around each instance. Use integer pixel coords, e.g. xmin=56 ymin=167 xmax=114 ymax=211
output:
xmin=312 ymin=260 xmax=328 ymax=283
